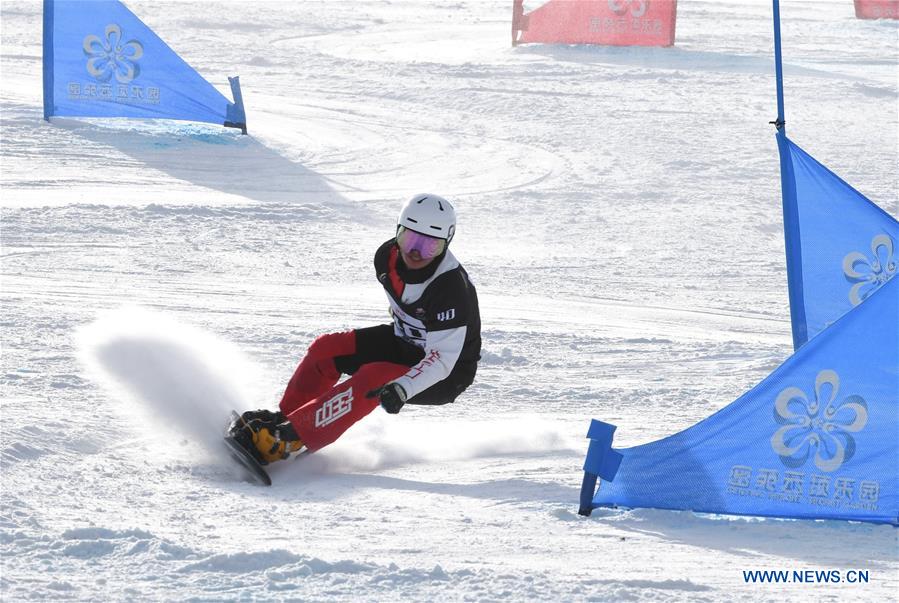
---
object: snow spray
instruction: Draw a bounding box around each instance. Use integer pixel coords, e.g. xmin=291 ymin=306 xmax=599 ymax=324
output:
xmin=296 ymin=413 xmax=580 ymax=475
xmin=77 ymin=306 xmax=266 ymax=454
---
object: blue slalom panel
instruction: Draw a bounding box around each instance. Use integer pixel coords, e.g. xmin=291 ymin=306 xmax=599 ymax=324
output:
xmin=578 ymin=420 xmax=623 ymax=515
xmin=43 ymin=0 xmax=245 ymax=131
xmin=586 ymin=277 xmax=897 ymax=525
xmin=777 ymin=133 xmax=897 ymax=349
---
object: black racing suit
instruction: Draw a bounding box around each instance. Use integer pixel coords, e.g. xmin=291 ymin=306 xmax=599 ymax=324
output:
xmin=334 ymin=239 xmax=481 ymax=405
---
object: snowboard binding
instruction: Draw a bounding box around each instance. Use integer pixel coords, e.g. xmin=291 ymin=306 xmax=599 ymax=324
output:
xmin=224 ymin=410 xmax=307 ymax=486
xmin=224 ymin=411 xmax=272 ymax=485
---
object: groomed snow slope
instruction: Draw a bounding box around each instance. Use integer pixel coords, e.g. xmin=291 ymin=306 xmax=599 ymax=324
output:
xmin=2 ymin=1 xmax=897 ymax=601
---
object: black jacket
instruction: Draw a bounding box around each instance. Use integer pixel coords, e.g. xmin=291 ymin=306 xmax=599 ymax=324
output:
xmin=374 ymin=239 xmax=481 ymax=399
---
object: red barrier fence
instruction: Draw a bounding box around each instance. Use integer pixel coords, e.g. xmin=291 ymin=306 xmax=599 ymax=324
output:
xmin=853 ymin=0 xmax=899 ymax=19
xmin=513 ymin=0 xmax=677 ymax=47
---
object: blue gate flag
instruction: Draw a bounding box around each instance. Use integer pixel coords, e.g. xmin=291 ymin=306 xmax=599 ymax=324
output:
xmin=581 ymin=277 xmax=898 ymax=525
xmin=578 ymin=420 xmax=623 ymax=516
xmin=43 ymin=0 xmax=246 ymax=132
xmin=777 ymin=132 xmax=898 ymax=349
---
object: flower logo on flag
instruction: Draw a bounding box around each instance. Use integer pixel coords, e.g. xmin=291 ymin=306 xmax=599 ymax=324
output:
xmin=83 ymin=24 xmax=144 ymax=84
xmin=771 ymin=370 xmax=867 ymax=473
xmin=843 ymin=234 xmax=896 ymax=306
xmin=608 ymin=0 xmax=649 ymax=18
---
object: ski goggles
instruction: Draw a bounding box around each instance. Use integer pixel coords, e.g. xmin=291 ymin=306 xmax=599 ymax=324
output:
xmin=396 ymin=226 xmax=447 ymax=260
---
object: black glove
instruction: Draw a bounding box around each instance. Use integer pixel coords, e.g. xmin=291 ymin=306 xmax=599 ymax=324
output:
xmin=367 ymin=382 xmax=407 ymax=414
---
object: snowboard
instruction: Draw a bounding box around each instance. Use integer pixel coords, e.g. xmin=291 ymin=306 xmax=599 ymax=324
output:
xmin=224 ymin=411 xmax=272 ymax=486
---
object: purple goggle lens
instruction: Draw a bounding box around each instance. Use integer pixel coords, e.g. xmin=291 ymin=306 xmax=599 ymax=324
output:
xmin=396 ymin=227 xmax=446 ymax=260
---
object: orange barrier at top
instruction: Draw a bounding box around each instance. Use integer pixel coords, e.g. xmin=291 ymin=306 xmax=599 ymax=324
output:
xmin=853 ymin=0 xmax=899 ymax=19
xmin=512 ymin=0 xmax=677 ymax=47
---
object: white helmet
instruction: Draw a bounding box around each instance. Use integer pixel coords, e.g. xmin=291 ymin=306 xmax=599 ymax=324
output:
xmin=397 ymin=194 xmax=456 ymax=243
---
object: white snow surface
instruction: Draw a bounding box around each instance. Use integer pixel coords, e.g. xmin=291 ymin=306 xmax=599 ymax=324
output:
xmin=2 ymin=1 xmax=897 ymax=601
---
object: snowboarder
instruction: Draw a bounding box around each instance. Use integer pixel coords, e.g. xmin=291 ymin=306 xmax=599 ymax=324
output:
xmin=229 ymin=194 xmax=482 ymax=467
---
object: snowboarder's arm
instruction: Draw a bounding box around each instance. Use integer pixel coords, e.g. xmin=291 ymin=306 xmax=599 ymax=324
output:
xmin=392 ymin=325 xmax=467 ymax=399
xmin=391 ymin=270 xmax=471 ymax=398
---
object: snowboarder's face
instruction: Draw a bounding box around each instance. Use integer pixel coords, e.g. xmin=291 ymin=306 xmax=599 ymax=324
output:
xmin=400 ymin=247 xmax=436 ymax=269
xmin=396 ymin=227 xmax=446 ymax=269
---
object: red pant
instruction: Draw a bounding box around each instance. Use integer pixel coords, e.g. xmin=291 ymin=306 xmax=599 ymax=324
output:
xmin=279 ymin=331 xmax=408 ymax=452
